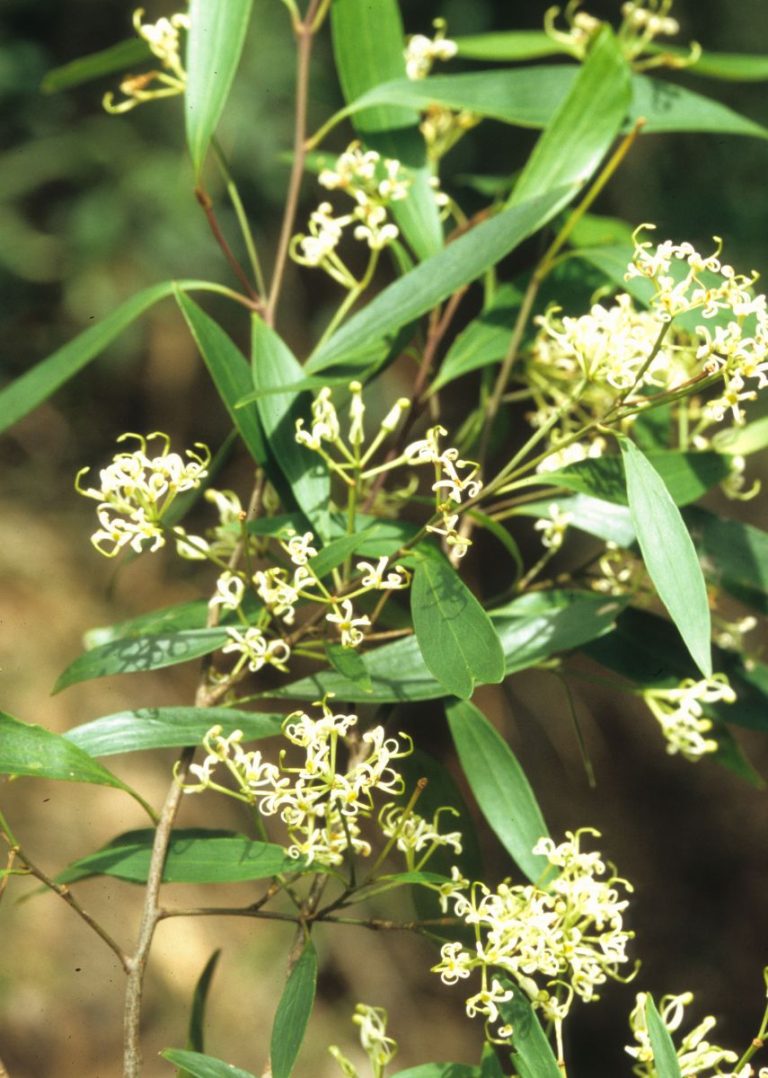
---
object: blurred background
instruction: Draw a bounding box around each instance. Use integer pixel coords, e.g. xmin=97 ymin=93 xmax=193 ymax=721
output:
xmin=1 ymin=1 xmax=768 ymax=1075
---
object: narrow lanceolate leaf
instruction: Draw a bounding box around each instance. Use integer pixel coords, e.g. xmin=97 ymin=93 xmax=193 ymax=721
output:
xmin=331 ymin=0 xmax=442 ymax=260
xmin=446 ymin=699 xmax=549 ymax=884
xmin=65 ymin=707 xmax=283 ymax=757
xmin=56 ymin=830 xmax=309 ymax=885
xmin=411 ymin=552 xmax=505 ymax=700
xmin=453 ymin=31 xmax=562 ymax=62
xmin=540 ymin=450 xmax=731 ymax=507
xmin=0 ymin=711 xmax=149 ymax=808
xmin=307 ymin=187 xmax=570 ymax=374
xmin=0 ymin=279 xmax=231 ymax=434
xmin=645 ymin=996 xmax=683 ymax=1078
xmin=620 ymin=439 xmax=712 ymax=678
xmin=185 ymin=0 xmax=254 ymax=176
xmin=186 ymin=951 xmax=221 ymax=1057
xmin=480 ymin=1044 xmax=505 ymax=1078
xmin=270 ymin=942 xmax=318 ymax=1078
xmin=628 ymin=75 xmax=768 ymax=140
xmin=176 ymin=291 xmax=266 ymax=464
xmin=645 ymin=44 xmax=768 ymax=81
xmin=251 ymin=315 xmax=330 ymax=536
xmin=510 ymin=27 xmax=631 ymax=208
xmin=41 ymin=39 xmax=151 ymax=93
xmin=161 ymin=1049 xmax=257 ymax=1078
xmin=325 ymin=644 xmax=372 ymax=694
xmin=498 ymin=982 xmax=561 ymax=1078
xmin=431 ymin=283 xmax=523 ymax=392
xmin=53 ymin=629 xmax=232 ymax=693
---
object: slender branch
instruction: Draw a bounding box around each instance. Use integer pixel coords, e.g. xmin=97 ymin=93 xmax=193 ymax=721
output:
xmin=5 ymin=840 xmax=129 ymax=972
xmin=212 ymin=139 xmax=267 ymax=297
xmin=122 ymin=474 xmax=267 ymax=1077
xmin=265 ymin=1 xmax=321 ymax=327
xmin=195 ymin=186 xmax=262 ymax=308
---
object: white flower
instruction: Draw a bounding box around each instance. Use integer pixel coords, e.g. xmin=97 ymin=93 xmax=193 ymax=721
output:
xmin=642 ymin=674 xmax=735 ymax=761
xmin=352 ymin=1004 xmax=398 ymax=1070
xmin=326 ymin=599 xmax=371 ymax=648
xmin=222 ymin=626 xmax=291 ymax=674
xmin=533 ymin=503 xmax=573 ymax=551
xmin=356 ymin=556 xmax=410 ymax=590
xmin=282 ymin=529 xmax=318 ymax=566
xmin=379 ymin=803 xmax=462 ymax=857
xmin=405 ymin=20 xmax=458 ymax=80
xmin=103 ymin=8 xmax=189 ymax=113
xmin=209 ymin=571 xmax=245 ymax=612
xmin=626 ymin=990 xmax=740 ymax=1076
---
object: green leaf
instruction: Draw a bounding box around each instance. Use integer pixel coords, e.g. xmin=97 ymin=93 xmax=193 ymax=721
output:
xmin=65 ymin=707 xmax=283 ymax=757
xmin=309 ymin=531 xmax=376 ymax=579
xmin=645 ymin=995 xmax=683 ymax=1078
xmin=331 ymin=0 xmax=442 ymax=260
xmin=162 ymin=1049 xmax=256 ymax=1078
xmin=453 ymin=31 xmax=563 ymax=62
xmin=251 ymin=315 xmax=330 ymax=535
xmin=54 ymin=629 xmax=232 ymax=693
xmin=185 ymin=951 xmax=221 ymax=1059
xmin=270 ymin=941 xmax=318 ymax=1078
xmin=515 ymin=494 xmax=636 ymax=547
xmin=712 ymin=415 xmax=768 ymax=456
xmin=176 ymin=291 xmax=266 ymax=464
xmin=0 ymin=710 xmax=142 ymax=795
xmin=307 ymin=187 xmax=571 ymax=374
xmin=185 ymin=0 xmax=254 ymax=176
xmin=510 ymin=28 xmax=631 ymax=207
xmin=41 ymin=39 xmax=151 ymax=93
xmin=644 ymin=43 xmax=768 ymax=81
xmin=621 ymin=439 xmax=711 ymax=677
xmin=540 ymin=450 xmax=731 ymax=507
xmin=629 ymin=75 xmax=768 ymax=139
xmin=498 ymin=982 xmax=561 ymax=1078
xmin=83 ymin=600 xmax=209 ymax=648
xmin=446 ymin=699 xmax=549 ymax=883
xmin=273 ymin=590 xmax=624 ymax=703
xmin=390 ymin=1067 xmax=479 ymax=1078
xmin=431 ymin=284 xmax=523 ymax=392
xmin=325 ymin=644 xmax=372 ymax=694
xmin=411 ymin=551 xmax=505 ymax=700
xmin=0 ymin=279 xmax=233 ymax=434
xmin=687 ymin=506 xmax=768 ymax=614
xmin=479 ymin=1044 xmax=505 ymax=1078
xmin=56 ymin=830 xmax=309 ymax=885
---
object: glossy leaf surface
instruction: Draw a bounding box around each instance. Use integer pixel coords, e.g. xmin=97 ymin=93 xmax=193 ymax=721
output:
xmin=185 ymin=0 xmax=254 ymax=175
xmin=510 ymin=28 xmax=630 ymax=206
xmin=56 ymin=830 xmax=308 ymax=885
xmin=447 ymin=699 xmax=549 ymax=883
xmin=252 ymin=315 xmax=330 ymax=535
xmin=411 ymin=551 xmax=505 ymax=700
xmin=331 ymin=0 xmax=442 ymax=259
xmin=270 ymin=942 xmax=317 ymax=1078
xmin=65 ymin=707 xmax=283 ymax=757
xmin=161 ymin=1050 xmax=256 ymax=1078
xmin=54 ymin=629 xmax=231 ymax=693
xmin=177 ymin=291 xmax=266 ymax=463
xmin=621 ymin=439 xmax=711 ymax=677
xmin=306 ymin=187 xmax=570 ymax=373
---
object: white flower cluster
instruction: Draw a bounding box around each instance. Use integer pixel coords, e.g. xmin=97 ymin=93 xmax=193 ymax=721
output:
xmin=642 ymin=674 xmax=736 ymax=761
xmin=626 ymin=990 xmax=760 ymax=1077
xmin=379 ymin=803 xmax=462 ymax=868
xmin=291 ymin=142 xmax=410 ymax=277
xmin=404 ymin=19 xmax=458 ymax=80
xmin=295 ymin=386 xmax=481 ymax=557
xmin=184 ymin=699 xmax=412 ymax=867
xmin=533 ymin=502 xmax=573 ymax=551
xmin=329 ymin=1004 xmax=399 ymax=1078
xmin=627 ymin=227 xmax=768 ymax=426
xmin=76 ymin=432 xmax=210 ymax=557
xmin=433 ymin=829 xmax=635 ymax=1028
xmin=406 ymin=425 xmax=482 ymax=558
xmin=546 ymin=0 xmax=693 ymax=70
xmin=104 ymin=7 xmax=189 ymax=114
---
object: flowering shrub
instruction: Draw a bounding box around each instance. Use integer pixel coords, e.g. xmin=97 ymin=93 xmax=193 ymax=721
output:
xmin=2 ymin=1 xmax=768 ymax=1076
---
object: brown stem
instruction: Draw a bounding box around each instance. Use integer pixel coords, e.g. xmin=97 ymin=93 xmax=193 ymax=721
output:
xmin=265 ymin=1 xmax=321 ymax=327
xmin=195 ymin=187 xmax=262 ymax=308
xmin=122 ymin=474 xmax=267 ymax=1077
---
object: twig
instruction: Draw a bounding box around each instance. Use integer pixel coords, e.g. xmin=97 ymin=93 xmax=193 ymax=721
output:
xmin=265 ymin=0 xmax=322 ymax=327
xmin=195 ymin=187 xmax=262 ymax=308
